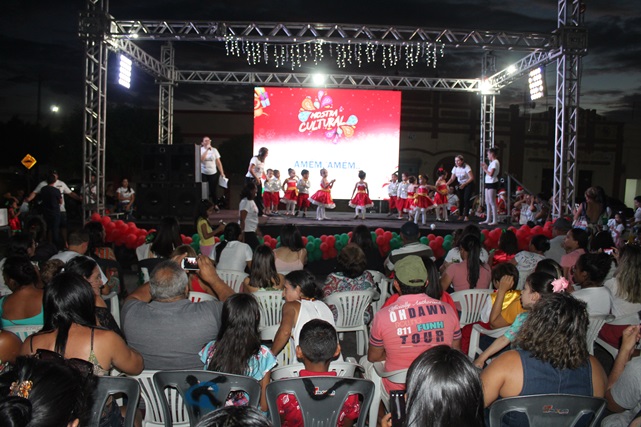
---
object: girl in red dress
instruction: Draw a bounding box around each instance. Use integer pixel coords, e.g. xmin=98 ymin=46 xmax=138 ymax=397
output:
xmin=404 ymin=176 xmax=418 ymax=219
xmin=281 ymin=168 xmax=299 ymax=215
xmin=413 ymin=174 xmax=435 ymax=225
xmin=348 ymin=170 xmax=374 ymax=220
xmin=310 ymin=168 xmax=336 ymax=221
xmin=433 ymin=168 xmax=450 ymax=221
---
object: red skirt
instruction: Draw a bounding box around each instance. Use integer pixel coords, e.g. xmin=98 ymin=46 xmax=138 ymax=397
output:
xmin=349 ymin=192 xmax=374 ymax=208
xmin=310 ymin=189 xmax=335 ymax=209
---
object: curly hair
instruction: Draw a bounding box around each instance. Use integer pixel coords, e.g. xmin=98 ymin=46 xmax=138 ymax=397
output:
xmin=336 ymin=244 xmax=367 ymax=278
xmin=515 ymin=293 xmax=589 ymax=370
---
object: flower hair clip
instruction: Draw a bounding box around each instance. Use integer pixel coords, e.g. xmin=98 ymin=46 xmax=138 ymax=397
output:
xmin=10 ymin=380 xmax=33 ymax=399
xmin=551 ymin=277 xmax=569 ymax=293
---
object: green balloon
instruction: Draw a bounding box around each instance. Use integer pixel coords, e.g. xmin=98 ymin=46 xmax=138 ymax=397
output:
xmin=444 ymin=234 xmax=453 ymax=241
xmin=419 ymin=236 xmax=428 ymax=245
xmin=480 ymin=233 xmax=486 ymax=243
xmin=306 ymin=242 xmax=314 ymax=252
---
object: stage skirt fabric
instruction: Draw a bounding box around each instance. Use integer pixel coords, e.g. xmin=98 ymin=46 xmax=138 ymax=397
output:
xmin=433 ymin=184 xmax=448 ymax=206
xmin=413 ymin=187 xmax=434 ymax=209
xmin=310 ymin=189 xmax=336 ymax=209
xmin=281 ymin=180 xmax=298 ymax=203
xmin=349 ymin=191 xmax=374 ymax=208
xmin=396 ymin=197 xmax=407 ymax=213
xmin=403 ymin=192 xmax=416 ymax=212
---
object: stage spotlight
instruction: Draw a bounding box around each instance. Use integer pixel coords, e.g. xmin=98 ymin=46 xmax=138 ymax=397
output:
xmin=118 ymin=54 xmax=132 ymax=89
xmin=480 ymin=79 xmax=494 ymax=94
xmin=528 ymin=67 xmax=545 ymax=101
xmin=313 ymin=73 xmax=326 ymax=85
xmin=507 ymin=65 xmax=517 ymax=74
xmin=50 ymin=105 xmax=59 ymax=113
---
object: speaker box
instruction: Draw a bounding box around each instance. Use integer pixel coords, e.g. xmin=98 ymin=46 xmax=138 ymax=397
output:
xmin=169 ymin=183 xmax=203 ymax=219
xmin=141 ymin=144 xmax=198 ymax=183
xmin=136 ymin=182 xmax=169 ymax=219
xmin=141 ymin=153 xmax=170 ymax=182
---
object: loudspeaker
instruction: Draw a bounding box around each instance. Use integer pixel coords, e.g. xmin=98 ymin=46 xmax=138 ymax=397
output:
xmin=141 ymin=145 xmax=170 ymax=182
xmin=169 ymin=183 xmax=203 ymax=219
xmin=141 ymin=144 xmax=198 ymax=183
xmin=136 ymin=183 xmax=169 ymax=219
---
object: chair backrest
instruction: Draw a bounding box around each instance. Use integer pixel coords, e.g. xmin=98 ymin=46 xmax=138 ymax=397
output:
xmin=274 ymin=337 xmax=298 ymax=367
xmin=130 ymin=370 xmax=189 ymax=427
xmin=266 ymin=377 xmax=375 ymax=427
xmin=324 ymin=291 xmax=374 ymax=328
xmin=450 ymin=289 xmax=494 ymax=327
xmin=271 ymin=361 xmax=362 ymax=380
xmin=4 ymin=325 xmax=42 ymax=341
xmin=367 ymin=270 xmax=392 ymax=313
xmin=102 ymin=291 xmax=121 ymax=327
xmin=189 ymin=292 xmax=216 ymax=303
xmin=252 ymin=291 xmax=285 ymax=330
xmin=586 ymin=314 xmax=614 ymax=355
xmin=216 ymin=269 xmax=249 ymax=293
xmin=488 ymin=394 xmax=606 ymax=427
xmin=138 ymin=258 xmax=166 ymax=284
xmin=89 ymin=376 xmax=140 ymax=427
xmin=153 ymin=370 xmax=261 ymax=427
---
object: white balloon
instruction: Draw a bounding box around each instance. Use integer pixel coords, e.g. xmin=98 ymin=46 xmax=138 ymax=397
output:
xmin=430 ymin=224 xmax=436 ymax=230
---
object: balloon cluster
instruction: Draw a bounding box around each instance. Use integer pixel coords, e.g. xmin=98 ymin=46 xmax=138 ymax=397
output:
xmin=480 ymin=222 xmax=554 ymax=251
xmin=90 ymin=214 xmax=193 ymax=250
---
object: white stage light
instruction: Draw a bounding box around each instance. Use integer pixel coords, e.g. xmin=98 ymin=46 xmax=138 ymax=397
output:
xmin=119 ymin=55 xmax=132 ymax=89
xmin=50 ymin=105 xmax=59 ymax=113
xmin=480 ymin=79 xmax=494 ymax=94
xmin=528 ymin=67 xmax=545 ymax=101
xmin=313 ymin=73 xmax=326 ymax=85
xmin=507 ymin=65 xmax=517 ymax=74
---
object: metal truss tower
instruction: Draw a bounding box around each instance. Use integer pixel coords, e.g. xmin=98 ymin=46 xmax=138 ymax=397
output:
xmin=79 ymin=0 xmax=109 ymax=221
xmin=81 ymin=0 xmax=586 ymax=220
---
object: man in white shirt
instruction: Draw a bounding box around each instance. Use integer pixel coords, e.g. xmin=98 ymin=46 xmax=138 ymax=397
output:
xmin=25 ymin=169 xmax=82 ymax=248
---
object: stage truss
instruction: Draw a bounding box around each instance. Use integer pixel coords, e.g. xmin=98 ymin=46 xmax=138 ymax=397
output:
xmin=80 ymin=0 xmax=587 ymax=220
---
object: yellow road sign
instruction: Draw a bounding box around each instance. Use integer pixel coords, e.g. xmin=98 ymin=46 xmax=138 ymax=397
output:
xmin=21 ymin=154 xmax=37 ymax=170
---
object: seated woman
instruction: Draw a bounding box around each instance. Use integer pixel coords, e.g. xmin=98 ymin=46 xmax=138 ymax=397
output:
xmin=212 ymin=222 xmax=253 ymax=272
xmin=199 ymin=294 xmax=277 ymax=412
xmin=0 ymin=356 xmax=97 ymax=427
xmin=322 ymin=244 xmax=376 ymax=323
xmin=481 ymin=293 xmax=607 ymax=422
xmin=136 ymin=216 xmax=183 ymax=261
xmin=351 ymin=224 xmax=385 ymax=273
xmin=441 ymin=234 xmax=491 ymax=292
xmin=571 ymin=252 xmax=613 ymax=315
xmin=273 ymin=224 xmax=307 ymax=274
xmin=561 ymin=228 xmax=589 ymax=282
xmin=64 ymin=256 xmax=124 ymax=338
xmin=600 ymin=245 xmax=641 ymax=348
xmin=488 ymin=230 xmax=519 ymax=268
xmin=242 ymin=245 xmax=285 ymax=293
xmin=0 ymin=234 xmax=37 ymax=296
xmin=512 ymin=234 xmax=549 ymax=290
xmin=85 ymin=220 xmax=116 ymax=261
xmin=0 ymin=256 xmax=44 ymax=328
xmin=381 ymin=345 xmax=484 ymax=427
xmin=21 ymin=272 xmax=143 ymax=424
xmin=270 ymin=270 xmax=336 ymax=358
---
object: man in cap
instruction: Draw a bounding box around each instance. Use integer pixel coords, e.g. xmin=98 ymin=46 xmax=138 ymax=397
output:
xmin=385 ymin=221 xmax=434 ymax=273
xmin=544 ymin=217 xmax=573 ymax=263
xmin=367 ymin=255 xmax=461 ymax=392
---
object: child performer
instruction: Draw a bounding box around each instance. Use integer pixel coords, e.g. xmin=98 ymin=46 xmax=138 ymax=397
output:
xmin=386 ymin=173 xmax=400 ymax=217
xmin=348 ymin=170 xmax=374 ymax=220
xmin=433 ymin=168 xmax=449 ymax=221
xmin=447 ymin=186 xmax=460 ymax=216
xmin=396 ymin=173 xmax=409 ymax=220
xmin=262 ymin=169 xmax=279 ymax=215
xmin=6 ymin=198 xmax=21 ymax=233
xmin=296 ymin=169 xmax=311 ymax=217
xmin=281 ymin=168 xmax=298 ymax=216
xmin=497 ymin=188 xmax=508 ymax=216
xmin=413 ymin=174 xmax=435 ymax=225
xmin=404 ymin=175 xmax=418 ymax=220
xmin=310 ymin=168 xmax=336 ymax=221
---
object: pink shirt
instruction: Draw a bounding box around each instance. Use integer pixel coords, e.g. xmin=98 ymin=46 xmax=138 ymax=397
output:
xmin=444 ymin=260 xmax=492 ymax=292
xmin=370 ymin=294 xmax=461 ymax=391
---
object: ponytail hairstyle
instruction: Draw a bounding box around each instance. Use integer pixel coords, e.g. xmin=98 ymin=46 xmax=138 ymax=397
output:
xmin=215 ymin=222 xmax=242 ymax=264
xmin=436 ymin=168 xmax=447 ymax=178
xmin=285 ymin=270 xmax=322 ymax=300
xmin=358 ymin=170 xmax=366 ymax=180
xmin=460 ymin=234 xmax=482 ymax=289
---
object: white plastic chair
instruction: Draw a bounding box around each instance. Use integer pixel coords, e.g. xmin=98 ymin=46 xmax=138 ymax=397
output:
xmin=450 ymin=289 xmax=494 ymax=327
xmin=252 ymin=291 xmax=284 ymax=341
xmin=188 ymin=291 xmax=216 ymax=303
xmin=274 ymin=337 xmax=298 ymax=367
xmin=102 ymin=291 xmax=121 ymax=327
xmin=594 ymin=313 xmax=640 ymax=360
xmin=215 ymin=269 xmax=248 ymax=293
xmin=587 ymin=314 xmax=614 ymax=355
xmin=128 ymin=370 xmax=188 ymax=427
xmin=324 ymin=290 xmax=374 ymax=355
xmin=270 ymin=361 xmax=363 ymax=380
xmin=367 ymin=270 xmax=392 ymax=313
xmin=4 ymin=325 xmax=42 ymax=341
xmin=363 ymin=360 xmax=407 ymax=427
xmin=467 ymin=324 xmax=509 ymax=360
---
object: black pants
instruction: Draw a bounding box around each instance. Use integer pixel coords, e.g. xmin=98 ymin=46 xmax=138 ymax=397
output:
xmin=203 ymin=172 xmax=219 ymax=204
xmin=245 ymin=176 xmax=264 ymax=216
xmin=457 ymin=184 xmax=474 ymax=218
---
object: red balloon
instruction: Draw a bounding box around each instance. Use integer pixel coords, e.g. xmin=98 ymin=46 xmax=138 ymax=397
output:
xmin=508 ymin=226 xmax=518 ymax=234
xmin=329 ymin=248 xmax=338 ymax=258
xmin=320 ymin=235 xmax=328 ymax=242
xmin=136 ymin=236 xmax=145 ymax=246
xmin=183 ymin=236 xmax=193 ymax=245
xmin=125 ymin=233 xmax=137 ymax=247
xmin=481 ymin=229 xmax=490 ymax=237
xmin=375 ymin=228 xmax=384 ymax=236
xmin=376 ymin=236 xmax=385 ymax=246
xmin=137 ymin=228 xmax=147 ymax=237
xmin=427 ymin=234 xmax=436 ymax=241
xmin=429 ymin=241 xmax=439 ymax=251
xmin=490 ymin=229 xmax=502 ymax=240
xmin=347 ymin=232 xmax=353 ymax=238
xmin=114 ymin=220 xmax=125 ymax=228
xmin=320 ymin=242 xmax=328 ymax=252
xmin=105 ymin=222 xmax=116 ymax=232
xmin=436 ymin=236 xmax=444 ymax=244
xmin=302 ymin=237 xmax=308 ymax=246
xmin=327 ymin=236 xmax=336 ymax=246
xmin=90 ymin=213 xmax=101 ymax=222
xmin=100 ymin=215 xmax=111 ymax=226
xmin=435 ymin=247 xmax=446 ymax=259
xmin=384 ymin=231 xmax=393 ymax=240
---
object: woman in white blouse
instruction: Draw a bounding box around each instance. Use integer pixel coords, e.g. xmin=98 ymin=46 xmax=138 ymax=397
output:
xmin=447 ymin=155 xmax=475 ymax=221
xmin=481 ymin=148 xmax=500 ymax=226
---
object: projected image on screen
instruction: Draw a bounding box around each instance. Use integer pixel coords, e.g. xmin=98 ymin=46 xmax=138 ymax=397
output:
xmin=253 ymin=87 xmax=401 ymax=202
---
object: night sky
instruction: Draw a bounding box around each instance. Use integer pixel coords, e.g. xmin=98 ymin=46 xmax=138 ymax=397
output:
xmin=1 ymin=0 xmax=640 ymax=122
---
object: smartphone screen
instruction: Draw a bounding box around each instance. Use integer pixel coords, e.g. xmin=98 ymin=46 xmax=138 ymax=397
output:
xmin=181 ymin=257 xmax=199 ymax=271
